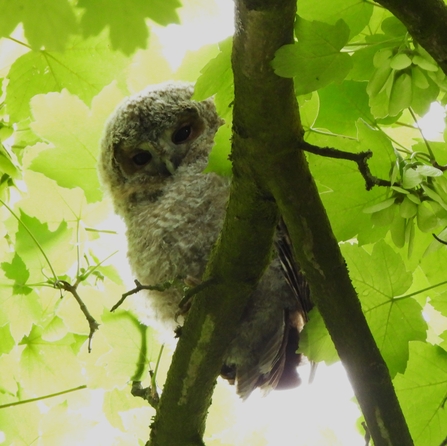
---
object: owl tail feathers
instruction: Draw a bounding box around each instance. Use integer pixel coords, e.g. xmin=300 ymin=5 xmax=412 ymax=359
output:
xmin=274 ymin=324 xmax=302 ymax=390
xmin=220 ymin=325 xmax=303 ymax=399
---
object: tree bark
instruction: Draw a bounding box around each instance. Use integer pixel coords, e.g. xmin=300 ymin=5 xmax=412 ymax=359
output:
xmin=231 ymin=1 xmax=413 ymax=445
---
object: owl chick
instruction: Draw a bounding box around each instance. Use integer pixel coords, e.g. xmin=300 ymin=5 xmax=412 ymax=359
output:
xmin=98 ymin=82 xmax=307 ymax=398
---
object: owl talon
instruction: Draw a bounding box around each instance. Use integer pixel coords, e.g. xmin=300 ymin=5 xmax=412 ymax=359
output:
xmin=176 ymin=277 xmax=216 ymax=321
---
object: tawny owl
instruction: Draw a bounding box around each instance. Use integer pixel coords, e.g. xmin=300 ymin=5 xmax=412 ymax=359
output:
xmin=98 ymin=82 xmax=310 ymax=398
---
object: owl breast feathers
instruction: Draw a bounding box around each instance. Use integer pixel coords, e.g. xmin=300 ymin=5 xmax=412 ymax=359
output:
xmin=98 ymin=82 xmax=306 ymax=398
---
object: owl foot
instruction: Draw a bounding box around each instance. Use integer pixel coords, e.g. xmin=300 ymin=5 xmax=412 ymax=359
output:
xmin=176 ymin=277 xmax=216 ymax=322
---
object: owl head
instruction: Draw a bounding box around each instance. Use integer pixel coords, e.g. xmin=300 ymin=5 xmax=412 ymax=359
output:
xmin=98 ymin=82 xmax=224 ymax=216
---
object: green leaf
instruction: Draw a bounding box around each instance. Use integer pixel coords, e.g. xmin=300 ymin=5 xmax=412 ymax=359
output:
xmin=6 ymin=33 xmax=129 ymax=122
xmin=0 ymin=143 xmax=21 ymax=179
xmin=175 ymin=43 xmax=221 ymax=83
xmin=394 ymin=342 xmax=447 ymax=445
xmin=399 ymin=196 xmax=418 ymax=218
xmin=417 ymin=201 xmax=439 ymax=232
xmin=29 ymin=85 xmax=125 ymax=202
xmin=0 ymin=403 xmax=40 ymax=446
xmin=366 ymin=63 xmax=393 ymax=97
xmin=381 ymin=16 xmax=407 ymax=37
xmin=402 ymin=167 xmax=423 ymax=189
xmin=79 ymin=0 xmax=180 ymax=55
xmin=298 ymin=92 xmax=320 ymax=130
xmin=273 ymin=18 xmax=353 ymax=95
xmin=416 ymin=165 xmax=443 ymax=177
xmin=413 ymin=54 xmax=438 ymax=72
xmin=388 ymin=72 xmax=412 ymax=116
xmin=413 ymin=142 xmax=447 ymax=167
xmin=411 ymin=73 xmax=440 ymax=116
xmin=342 ymin=241 xmax=426 ymax=375
xmin=357 ymin=120 xmax=394 ymax=179
xmin=103 ymin=388 xmax=153 ymax=431
xmin=0 ymin=280 xmax=42 ymax=342
xmin=349 ymin=35 xmax=395 ymax=82
xmin=97 ymin=311 xmax=156 ymax=382
xmin=370 ymin=203 xmax=397 ymax=226
xmin=363 ymin=197 xmax=396 ymax=213
xmin=314 ymin=81 xmax=374 ymax=137
xmin=1 ymin=253 xmax=32 ymax=295
xmin=0 ymin=324 xmax=15 ymax=354
xmin=299 ymin=308 xmax=338 ymax=364
xmin=194 ymin=38 xmax=233 ymax=119
xmin=298 ymin=0 xmax=374 ymax=38
xmin=0 ymin=0 xmax=78 ymax=51
xmin=390 ymin=214 xmax=406 ymax=248
xmin=19 ymin=325 xmax=84 ymax=394
xmin=411 ymin=66 xmax=429 ymax=89
xmin=389 ymin=53 xmax=412 ymax=70
xmin=204 ymin=123 xmax=232 ymax=176
xmin=14 ymin=209 xmax=72 ymax=277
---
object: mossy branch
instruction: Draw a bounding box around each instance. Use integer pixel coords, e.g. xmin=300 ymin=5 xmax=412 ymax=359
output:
xmin=231 ymin=0 xmax=413 ymax=445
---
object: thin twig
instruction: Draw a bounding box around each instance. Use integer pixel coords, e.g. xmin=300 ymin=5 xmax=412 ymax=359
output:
xmin=111 ymin=279 xmax=177 ymax=312
xmin=0 ymin=385 xmax=87 ymax=409
xmin=301 ymin=142 xmax=392 ymax=190
xmin=56 ymin=280 xmax=100 ymax=352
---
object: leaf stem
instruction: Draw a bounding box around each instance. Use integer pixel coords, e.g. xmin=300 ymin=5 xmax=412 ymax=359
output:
xmin=0 ymin=385 xmax=87 ymax=409
xmin=6 ymin=36 xmax=32 ymax=50
xmin=409 ymin=108 xmax=436 ymax=161
xmin=397 ymin=280 xmax=447 ymax=300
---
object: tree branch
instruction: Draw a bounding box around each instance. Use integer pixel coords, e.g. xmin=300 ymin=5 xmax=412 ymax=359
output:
xmin=231 ymin=0 xmax=413 ymax=445
xmin=301 ymin=142 xmax=391 ymax=190
xmin=56 ymin=280 xmax=99 ymax=352
xmin=374 ymin=0 xmax=447 ymax=75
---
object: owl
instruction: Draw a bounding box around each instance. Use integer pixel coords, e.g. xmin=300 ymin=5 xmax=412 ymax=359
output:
xmin=98 ymin=82 xmax=310 ymax=398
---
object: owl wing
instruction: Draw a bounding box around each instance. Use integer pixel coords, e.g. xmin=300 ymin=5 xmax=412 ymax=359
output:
xmin=274 ymin=218 xmax=314 ymax=388
xmin=221 ymin=220 xmax=312 ymax=398
xmin=275 ymin=218 xmax=313 ymax=319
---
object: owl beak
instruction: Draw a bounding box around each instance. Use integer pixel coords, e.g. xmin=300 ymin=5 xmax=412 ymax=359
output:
xmin=163 ymin=158 xmax=177 ymax=175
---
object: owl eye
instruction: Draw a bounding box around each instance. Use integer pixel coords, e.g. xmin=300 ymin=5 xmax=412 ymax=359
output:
xmin=172 ymin=125 xmax=192 ymax=144
xmin=132 ymin=151 xmax=152 ymax=166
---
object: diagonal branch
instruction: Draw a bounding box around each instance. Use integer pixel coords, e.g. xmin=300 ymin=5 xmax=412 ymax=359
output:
xmin=231 ymin=0 xmax=413 ymax=445
xmin=301 ymin=142 xmax=392 ymax=190
xmin=56 ymin=280 xmax=99 ymax=352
